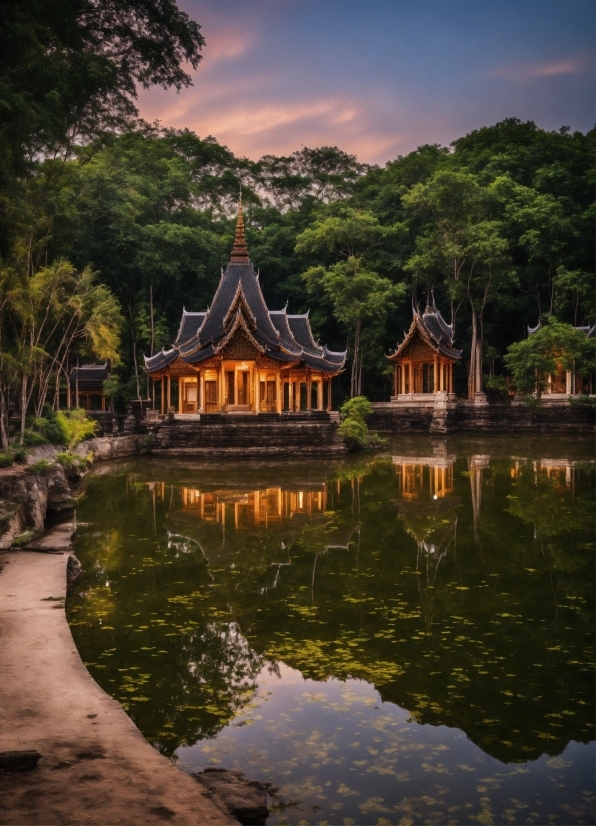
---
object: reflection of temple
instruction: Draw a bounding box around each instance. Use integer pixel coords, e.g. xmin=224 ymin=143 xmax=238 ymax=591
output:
xmin=509 ymin=457 xmax=590 ymax=493
xmin=144 ymin=204 xmax=345 ymax=414
xmin=393 ymin=453 xmax=456 ymax=500
xmin=393 ymin=450 xmax=461 ymax=633
xmin=180 ymin=486 xmax=327 ymax=529
xmin=393 ymin=450 xmax=460 ymax=551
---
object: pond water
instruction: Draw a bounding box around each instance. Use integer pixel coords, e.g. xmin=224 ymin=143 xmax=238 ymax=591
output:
xmin=67 ymin=435 xmax=595 ymax=825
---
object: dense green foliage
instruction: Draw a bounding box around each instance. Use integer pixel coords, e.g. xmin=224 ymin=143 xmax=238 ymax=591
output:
xmin=0 ymin=0 xmax=593 ymax=444
xmin=504 ymin=317 xmax=595 ymax=399
xmin=338 ymin=395 xmax=383 ymax=451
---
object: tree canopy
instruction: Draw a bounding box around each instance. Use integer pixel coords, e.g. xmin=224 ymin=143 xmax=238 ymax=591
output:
xmin=0 ymin=0 xmax=594 ymax=449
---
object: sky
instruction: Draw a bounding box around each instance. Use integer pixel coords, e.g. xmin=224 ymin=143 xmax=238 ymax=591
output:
xmin=137 ymin=0 xmax=595 ymax=166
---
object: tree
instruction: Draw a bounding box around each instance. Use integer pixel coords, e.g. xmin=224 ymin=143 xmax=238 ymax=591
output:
xmin=0 ymin=259 xmax=122 ymax=447
xmin=504 ymin=317 xmax=594 ymax=399
xmin=490 ymin=176 xmax=577 ymax=320
xmin=259 ymin=146 xmax=366 ymax=211
xmin=296 ymin=208 xmax=403 ymax=396
xmin=403 ymin=170 xmax=511 ymax=398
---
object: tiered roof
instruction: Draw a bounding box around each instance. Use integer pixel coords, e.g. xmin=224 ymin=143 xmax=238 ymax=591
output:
xmin=145 ymin=204 xmax=346 ymax=375
xmin=528 ymin=321 xmax=595 ymax=337
xmin=388 ymin=299 xmax=462 ymax=362
xmin=69 ymin=363 xmax=110 ymax=389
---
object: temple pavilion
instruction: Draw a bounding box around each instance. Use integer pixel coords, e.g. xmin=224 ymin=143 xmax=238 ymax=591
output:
xmin=387 ymin=299 xmax=461 ymax=402
xmin=144 ymin=205 xmax=346 ymax=414
xmin=528 ymin=321 xmax=594 ymax=397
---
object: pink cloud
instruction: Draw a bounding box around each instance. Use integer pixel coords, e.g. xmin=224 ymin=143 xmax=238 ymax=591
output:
xmin=490 ymin=56 xmax=589 ymax=81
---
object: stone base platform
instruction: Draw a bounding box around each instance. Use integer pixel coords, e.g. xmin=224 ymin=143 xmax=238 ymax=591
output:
xmin=371 ymin=399 xmax=595 ymax=434
xmin=149 ymin=411 xmax=346 ymax=456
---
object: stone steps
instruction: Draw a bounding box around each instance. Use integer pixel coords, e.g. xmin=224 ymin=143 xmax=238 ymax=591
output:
xmin=149 ymin=414 xmax=346 ymax=455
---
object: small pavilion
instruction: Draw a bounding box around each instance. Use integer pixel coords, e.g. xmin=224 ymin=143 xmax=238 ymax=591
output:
xmin=528 ymin=321 xmax=594 ymax=397
xmin=68 ymin=363 xmax=110 ymax=410
xmin=144 ymin=204 xmax=346 ymax=414
xmin=387 ymin=300 xmax=462 ymax=403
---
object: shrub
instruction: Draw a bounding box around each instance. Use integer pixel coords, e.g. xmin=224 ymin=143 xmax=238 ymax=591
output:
xmin=55 ymin=409 xmax=97 ymax=450
xmin=55 ymin=452 xmax=77 ymax=469
xmin=23 ymin=429 xmax=48 ymax=446
xmin=339 ymin=396 xmax=374 ymax=421
xmin=26 ymin=459 xmax=53 ymax=474
xmin=338 ymin=395 xmax=384 ymax=451
xmin=33 ymin=413 xmax=66 ymax=444
xmin=484 ymin=375 xmax=513 ymax=402
xmin=12 ymin=447 xmax=27 ymax=463
xmin=0 ymin=452 xmax=14 ymax=468
xmin=12 ymin=529 xmax=39 ymax=547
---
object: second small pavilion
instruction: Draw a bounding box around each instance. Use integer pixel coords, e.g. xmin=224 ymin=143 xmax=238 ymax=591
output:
xmin=387 ymin=300 xmax=462 ymax=401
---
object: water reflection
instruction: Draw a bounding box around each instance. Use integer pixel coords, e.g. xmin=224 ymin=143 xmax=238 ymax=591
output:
xmin=67 ymin=437 xmax=595 ymax=824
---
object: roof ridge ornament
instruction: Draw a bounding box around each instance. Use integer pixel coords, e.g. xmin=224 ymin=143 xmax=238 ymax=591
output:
xmin=230 ymin=196 xmax=250 ymax=263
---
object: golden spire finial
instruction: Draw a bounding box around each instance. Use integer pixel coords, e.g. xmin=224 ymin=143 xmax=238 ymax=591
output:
xmin=230 ymin=195 xmax=249 ymax=263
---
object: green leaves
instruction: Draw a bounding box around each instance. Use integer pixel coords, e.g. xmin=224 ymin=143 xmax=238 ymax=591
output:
xmin=504 ymin=316 xmax=594 ymax=398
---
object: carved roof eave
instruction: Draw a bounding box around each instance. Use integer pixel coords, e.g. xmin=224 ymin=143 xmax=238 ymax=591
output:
xmin=213 ymin=311 xmax=266 ymax=355
xmin=387 ymin=314 xmax=461 ymax=362
xmin=223 ymin=284 xmax=258 ymax=332
xmin=388 ymin=315 xmax=428 ymax=359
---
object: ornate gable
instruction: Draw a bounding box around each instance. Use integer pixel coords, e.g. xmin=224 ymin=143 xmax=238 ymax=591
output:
xmin=224 ymin=286 xmax=257 ymax=332
xmin=167 ymin=356 xmax=198 ymax=375
xmin=400 ymin=327 xmax=437 ymax=361
xmin=222 ymin=328 xmax=262 ymax=360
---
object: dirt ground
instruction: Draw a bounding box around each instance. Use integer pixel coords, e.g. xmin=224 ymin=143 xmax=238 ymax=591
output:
xmin=0 ymin=550 xmax=236 ymax=826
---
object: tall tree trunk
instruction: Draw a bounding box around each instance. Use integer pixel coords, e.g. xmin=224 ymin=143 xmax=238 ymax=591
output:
xmin=0 ymin=383 xmax=9 ymax=451
xmin=468 ymin=307 xmax=478 ymax=399
xmin=351 ymin=319 xmax=361 ymax=397
xmin=147 ymin=282 xmax=154 ymax=399
xmin=150 ymin=282 xmax=155 ymax=356
xmin=357 ymin=352 xmax=363 ymax=396
xmin=128 ymin=304 xmax=141 ymax=399
xmin=475 ymin=338 xmax=483 ymax=395
xmin=66 ymin=359 xmax=71 ymax=409
xmin=75 ymin=358 xmax=79 ymax=408
xmin=20 ymin=375 xmax=27 ymax=445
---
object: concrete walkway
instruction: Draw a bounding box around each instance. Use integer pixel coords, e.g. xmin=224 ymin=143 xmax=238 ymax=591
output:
xmin=0 ymin=550 xmax=235 ymax=826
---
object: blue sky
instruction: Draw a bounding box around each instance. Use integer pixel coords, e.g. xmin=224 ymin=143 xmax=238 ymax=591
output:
xmin=138 ymin=0 xmax=595 ymax=165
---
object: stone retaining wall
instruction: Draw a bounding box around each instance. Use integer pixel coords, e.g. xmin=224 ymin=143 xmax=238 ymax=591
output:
xmin=370 ymin=400 xmax=595 ymax=434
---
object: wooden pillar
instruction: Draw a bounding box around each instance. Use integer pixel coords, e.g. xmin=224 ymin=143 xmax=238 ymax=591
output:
xmin=317 ymin=376 xmax=323 ymax=410
xmin=167 ymin=375 xmax=171 ymax=412
xmin=219 ymin=359 xmax=225 ymax=411
xmin=307 ymin=371 xmax=312 ymax=411
xmin=255 ymin=368 xmax=260 ymax=414
xmin=277 ymin=372 xmax=282 ymax=413
xmin=434 ymin=356 xmax=438 ymax=393
xmin=288 ymin=370 xmax=293 ymax=412
xmin=327 ymin=377 xmax=332 ymax=411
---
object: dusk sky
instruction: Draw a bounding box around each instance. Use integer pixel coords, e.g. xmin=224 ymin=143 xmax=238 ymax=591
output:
xmin=138 ymin=0 xmax=595 ymax=166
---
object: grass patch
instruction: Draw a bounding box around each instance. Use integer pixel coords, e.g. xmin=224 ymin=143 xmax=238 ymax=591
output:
xmin=12 ymin=529 xmax=41 ymax=547
xmin=26 ymin=459 xmax=54 ymax=474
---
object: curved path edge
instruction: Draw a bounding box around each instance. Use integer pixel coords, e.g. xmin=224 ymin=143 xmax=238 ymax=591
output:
xmin=0 ymin=550 xmax=236 ymax=826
